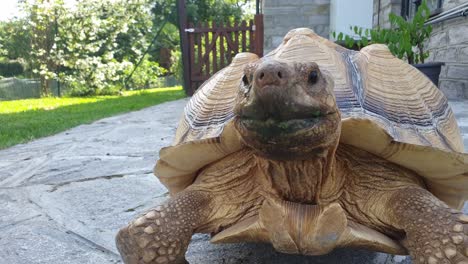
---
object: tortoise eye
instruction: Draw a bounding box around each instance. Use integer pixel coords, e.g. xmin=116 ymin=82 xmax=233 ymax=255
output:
xmin=308 ymin=70 xmax=318 ymax=84
xmin=241 ymin=74 xmax=252 ymax=96
xmin=242 ymin=74 xmax=249 ymax=86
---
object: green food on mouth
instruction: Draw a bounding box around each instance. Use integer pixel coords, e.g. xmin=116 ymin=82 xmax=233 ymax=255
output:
xmin=277 ymin=121 xmax=290 ymax=129
xmin=311 ymin=110 xmax=322 ymax=118
xmin=241 ymin=116 xmax=325 ymax=138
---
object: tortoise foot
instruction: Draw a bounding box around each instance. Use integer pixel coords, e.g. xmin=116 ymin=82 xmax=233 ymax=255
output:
xmin=116 ymin=191 xmax=211 ymax=264
xmin=405 ymin=214 xmax=468 ymax=264
xmin=116 ymin=224 xmax=188 ymax=264
xmin=116 ymin=208 xmax=190 ymax=264
xmin=389 ymin=188 xmax=468 ymax=264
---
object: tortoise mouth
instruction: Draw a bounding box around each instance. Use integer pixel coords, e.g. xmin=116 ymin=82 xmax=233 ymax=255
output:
xmin=237 ymin=111 xmax=338 ymax=139
xmin=235 ymin=111 xmax=340 ymax=159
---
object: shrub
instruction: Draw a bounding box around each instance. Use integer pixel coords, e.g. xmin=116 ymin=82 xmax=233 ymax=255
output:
xmin=124 ymin=59 xmax=167 ymax=90
xmin=0 ymin=60 xmax=24 ymax=77
xmin=170 ymin=49 xmax=183 ymax=83
xmin=68 ymin=83 xmax=95 ymax=97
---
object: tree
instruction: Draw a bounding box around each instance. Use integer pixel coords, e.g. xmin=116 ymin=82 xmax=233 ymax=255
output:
xmin=53 ymin=0 xmax=150 ymax=94
xmin=17 ymin=0 xmax=158 ymax=96
xmin=20 ymin=0 xmax=66 ymax=95
xmin=0 ymin=19 xmax=32 ymax=61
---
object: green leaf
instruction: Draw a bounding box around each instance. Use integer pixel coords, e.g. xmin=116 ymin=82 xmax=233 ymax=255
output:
xmin=338 ymin=32 xmax=344 ymax=41
xmin=361 ymin=37 xmax=368 ymax=47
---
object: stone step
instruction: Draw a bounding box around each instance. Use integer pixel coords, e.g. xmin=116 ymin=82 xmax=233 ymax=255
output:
xmin=461 ymin=126 xmax=468 ymax=135
xmin=458 ymin=117 xmax=468 ymax=124
xmin=453 ymin=111 xmax=468 ymax=119
xmin=464 ymin=138 xmax=468 ymax=152
xmin=450 ymin=101 xmax=468 ymax=118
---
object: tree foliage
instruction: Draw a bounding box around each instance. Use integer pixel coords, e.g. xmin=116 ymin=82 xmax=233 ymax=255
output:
xmin=49 ymin=0 xmax=154 ymax=94
xmin=0 ymin=19 xmax=32 ymax=61
xmin=0 ymin=61 xmax=24 ymax=77
xmin=21 ymin=0 xmax=66 ymax=95
xmin=152 ymin=0 xmax=251 ymax=26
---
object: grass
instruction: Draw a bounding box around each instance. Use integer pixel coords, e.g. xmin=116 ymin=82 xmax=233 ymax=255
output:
xmin=0 ymin=86 xmax=186 ymax=150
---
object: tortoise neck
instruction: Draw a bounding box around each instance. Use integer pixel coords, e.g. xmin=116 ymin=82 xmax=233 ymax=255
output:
xmin=257 ymin=142 xmax=342 ymax=204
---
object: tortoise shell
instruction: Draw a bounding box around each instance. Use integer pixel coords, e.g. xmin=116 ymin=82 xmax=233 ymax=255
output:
xmin=155 ymin=28 xmax=468 ymax=209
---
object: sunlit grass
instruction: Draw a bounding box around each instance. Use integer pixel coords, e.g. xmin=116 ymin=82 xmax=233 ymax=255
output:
xmin=0 ymin=86 xmax=186 ymax=149
xmin=0 ymin=87 xmax=183 ymax=114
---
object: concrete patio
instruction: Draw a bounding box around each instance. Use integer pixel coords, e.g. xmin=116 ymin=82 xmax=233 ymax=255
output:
xmin=1 ymin=98 xmax=468 ymax=264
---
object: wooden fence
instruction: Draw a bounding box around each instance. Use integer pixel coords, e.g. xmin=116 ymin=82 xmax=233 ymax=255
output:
xmin=180 ymin=14 xmax=264 ymax=95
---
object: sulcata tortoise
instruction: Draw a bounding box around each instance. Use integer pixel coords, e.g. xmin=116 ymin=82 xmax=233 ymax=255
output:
xmin=116 ymin=28 xmax=468 ymax=264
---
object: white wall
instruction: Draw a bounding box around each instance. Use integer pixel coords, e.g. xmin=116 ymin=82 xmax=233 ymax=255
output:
xmin=330 ymin=0 xmax=374 ymax=40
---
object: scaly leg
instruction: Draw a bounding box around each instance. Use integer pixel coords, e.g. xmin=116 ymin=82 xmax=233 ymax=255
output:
xmin=385 ymin=187 xmax=468 ymax=264
xmin=116 ymin=190 xmax=212 ymax=264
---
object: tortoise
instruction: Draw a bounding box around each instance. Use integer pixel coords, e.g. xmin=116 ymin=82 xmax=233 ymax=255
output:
xmin=116 ymin=28 xmax=468 ymax=264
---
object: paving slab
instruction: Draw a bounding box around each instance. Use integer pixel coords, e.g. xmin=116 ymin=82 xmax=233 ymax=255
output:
xmin=0 ymin=98 xmax=467 ymax=264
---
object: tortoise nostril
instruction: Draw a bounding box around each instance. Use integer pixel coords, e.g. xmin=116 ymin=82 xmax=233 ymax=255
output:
xmin=255 ymin=65 xmax=288 ymax=87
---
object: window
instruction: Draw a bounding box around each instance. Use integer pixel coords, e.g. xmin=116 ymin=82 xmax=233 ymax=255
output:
xmin=401 ymin=0 xmax=443 ymax=20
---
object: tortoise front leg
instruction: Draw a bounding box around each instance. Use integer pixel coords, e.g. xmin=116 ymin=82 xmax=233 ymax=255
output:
xmin=385 ymin=187 xmax=468 ymax=264
xmin=116 ymin=190 xmax=212 ymax=264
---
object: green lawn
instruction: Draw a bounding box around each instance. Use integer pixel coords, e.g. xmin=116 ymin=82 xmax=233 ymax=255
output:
xmin=0 ymin=87 xmax=186 ymax=150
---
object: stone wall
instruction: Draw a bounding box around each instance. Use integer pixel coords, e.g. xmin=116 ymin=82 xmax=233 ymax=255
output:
xmin=425 ymin=0 xmax=468 ymax=99
xmin=263 ymin=0 xmax=330 ymax=53
xmin=445 ymin=0 xmax=468 ymax=9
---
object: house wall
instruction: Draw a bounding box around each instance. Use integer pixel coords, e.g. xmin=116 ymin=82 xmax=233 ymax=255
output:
xmin=263 ymin=0 xmax=468 ymax=99
xmin=425 ymin=0 xmax=468 ymax=99
xmin=263 ymin=0 xmax=331 ymax=53
xmin=330 ymin=0 xmax=374 ymax=38
xmin=373 ymin=0 xmax=468 ymax=99
xmin=373 ymin=0 xmax=402 ymax=28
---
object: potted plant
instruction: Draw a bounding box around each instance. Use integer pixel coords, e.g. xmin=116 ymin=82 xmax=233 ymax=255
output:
xmin=333 ymin=0 xmax=444 ymax=86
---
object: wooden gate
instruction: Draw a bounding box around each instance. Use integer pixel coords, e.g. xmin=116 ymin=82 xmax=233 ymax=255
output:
xmin=180 ymin=13 xmax=264 ymax=95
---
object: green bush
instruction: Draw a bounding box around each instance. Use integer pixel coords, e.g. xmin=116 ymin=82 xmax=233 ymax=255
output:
xmin=68 ymin=85 xmax=95 ymax=97
xmin=170 ymin=49 xmax=183 ymax=83
xmin=67 ymin=82 xmax=122 ymax=96
xmin=97 ymin=85 xmax=121 ymax=96
xmin=0 ymin=60 xmax=24 ymax=77
xmin=124 ymin=59 xmax=167 ymax=90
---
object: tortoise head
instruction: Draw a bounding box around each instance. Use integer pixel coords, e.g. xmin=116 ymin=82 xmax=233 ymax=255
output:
xmin=234 ymin=59 xmax=341 ymax=160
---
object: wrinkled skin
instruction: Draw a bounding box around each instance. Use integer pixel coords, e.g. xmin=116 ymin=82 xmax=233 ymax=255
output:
xmin=116 ymin=60 xmax=468 ymax=264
